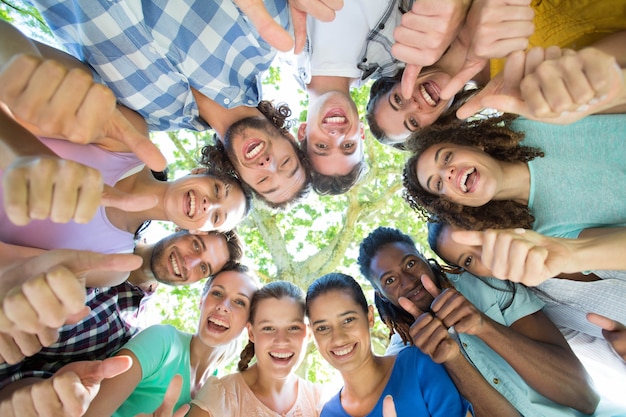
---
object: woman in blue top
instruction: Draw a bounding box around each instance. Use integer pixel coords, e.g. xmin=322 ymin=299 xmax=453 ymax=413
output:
xmin=305 ymin=272 xmax=473 ymax=417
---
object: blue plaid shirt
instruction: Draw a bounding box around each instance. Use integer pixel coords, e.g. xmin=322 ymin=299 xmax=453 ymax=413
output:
xmin=0 ymin=282 xmax=151 ymax=389
xmin=28 ymin=0 xmax=291 ymax=131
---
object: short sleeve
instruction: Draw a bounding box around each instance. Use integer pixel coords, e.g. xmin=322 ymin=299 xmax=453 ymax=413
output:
xmin=191 ymin=376 xmax=234 ymax=415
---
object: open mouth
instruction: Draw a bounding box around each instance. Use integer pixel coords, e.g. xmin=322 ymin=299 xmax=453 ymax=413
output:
xmin=244 ymin=139 xmax=265 ymax=161
xmin=419 ymin=82 xmax=440 ymax=107
xmin=187 ymin=190 xmax=197 ymax=218
xmin=331 ymin=343 xmax=356 ymax=358
xmin=207 ymin=316 xmax=230 ymax=333
xmin=169 ymin=252 xmax=182 ymax=277
xmin=459 ymin=167 xmax=476 ymax=193
xmin=269 ymin=351 xmax=295 ymax=362
xmin=322 ymin=108 xmax=348 ymax=126
xmin=404 ymin=285 xmax=424 ymax=304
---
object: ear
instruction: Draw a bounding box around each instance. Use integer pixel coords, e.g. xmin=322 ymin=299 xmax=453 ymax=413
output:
xmin=246 ymin=322 xmax=254 ymax=343
xmin=297 ymin=123 xmax=307 ymax=142
xmin=367 ymin=305 xmax=375 ymax=329
xmin=359 ymin=122 xmax=365 ymax=140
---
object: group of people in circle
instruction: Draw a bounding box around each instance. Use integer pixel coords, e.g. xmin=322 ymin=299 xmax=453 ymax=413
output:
xmin=1 ymin=0 xmax=625 ymax=416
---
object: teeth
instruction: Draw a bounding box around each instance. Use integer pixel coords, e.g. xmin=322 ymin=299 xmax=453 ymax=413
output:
xmin=208 ymin=317 xmax=229 ymax=328
xmin=323 ymin=116 xmax=346 ymax=124
xmin=333 ymin=345 xmax=355 ymax=357
xmin=269 ymin=351 xmax=293 ymax=359
xmin=170 ymin=253 xmax=181 ymax=276
xmin=246 ymin=142 xmax=264 ymax=159
xmin=188 ymin=191 xmax=196 ymax=217
xmin=460 ymin=167 xmax=475 ymax=192
xmin=420 ymin=84 xmax=436 ymax=106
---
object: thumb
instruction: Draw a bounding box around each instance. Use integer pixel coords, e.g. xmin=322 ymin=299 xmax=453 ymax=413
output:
xmin=107 ymin=110 xmax=167 ymax=172
xmin=478 ymin=94 xmax=529 ymax=118
xmin=587 ymin=313 xmax=626 ymax=332
xmin=451 ymin=230 xmax=484 ymax=246
xmin=398 ymin=296 xmax=423 ymax=319
xmin=421 ymin=274 xmax=441 ymax=298
xmin=401 ymin=64 xmax=421 ymax=99
xmin=99 ymin=355 xmax=133 ymax=380
xmin=290 ymin=6 xmax=308 ymax=54
xmin=235 ymin=0 xmax=293 ymax=52
xmin=455 ymin=76 xmax=503 ymax=119
xmin=382 ymin=395 xmax=397 ymax=417
xmin=63 ymin=251 xmax=143 ymax=276
xmin=101 ymin=185 xmax=158 ymax=212
xmin=440 ymin=58 xmax=486 ymax=101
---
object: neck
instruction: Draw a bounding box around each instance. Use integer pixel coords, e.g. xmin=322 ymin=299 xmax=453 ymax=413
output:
xmin=127 ymin=243 xmax=157 ymax=291
xmin=340 ymin=354 xmax=392 ymax=399
xmin=243 ymin=364 xmax=299 ymax=415
xmin=191 ymin=87 xmax=262 ymax=139
xmin=189 ymin=335 xmax=228 ymax=394
xmin=307 ymin=75 xmax=353 ymax=98
xmin=495 ymin=161 xmax=531 ymax=204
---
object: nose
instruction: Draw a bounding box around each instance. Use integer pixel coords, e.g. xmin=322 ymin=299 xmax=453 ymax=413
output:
xmin=184 ymin=255 xmax=201 ymax=270
xmin=258 ymin=155 xmax=276 ymax=171
xmin=399 ymin=272 xmax=414 ymax=291
xmin=444 ymin=166 xmax=455 ymax=183
xmin=216 ymin=299 xmax=230 ymax=312
xmin=275 ymin=329 xmax=289 ymax=343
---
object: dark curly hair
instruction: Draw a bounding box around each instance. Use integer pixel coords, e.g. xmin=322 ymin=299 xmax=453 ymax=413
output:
xmin=357 ymin=227 xmax=451 ymax=346
xmin=365 ymin=68 xmax=480 ymax=150
xmin=403 ymin=114 xmax=544 ymax=230
xmin=238 ymin=280 xmax=305 ymax=372
xmin=201 ymin=101 xmax=312 ymax=209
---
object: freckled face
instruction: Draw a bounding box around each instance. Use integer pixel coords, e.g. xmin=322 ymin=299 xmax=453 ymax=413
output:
xmin=417 ymin=143 xmax=502 ymax=207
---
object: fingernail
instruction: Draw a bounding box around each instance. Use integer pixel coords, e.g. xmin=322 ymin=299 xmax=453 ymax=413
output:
xmin=588 ymin=98 xmax=599 ymax=106
xmin=576 ymin=104 xmax=589 ymax=112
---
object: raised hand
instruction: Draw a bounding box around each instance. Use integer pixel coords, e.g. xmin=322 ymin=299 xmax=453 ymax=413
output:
xmin=382 ymin=395 xmax=397 ymax=417
xmin=393 ymin=0 xmax=470 ymax=99
xmin=0 ymin=250 xmax=142 ymax=362
xmin=457 ymin=46 xmax=624 ymax=123
xmin=0 ymin=356 xmax=132 ymax=417
xmin=0 ymin=54 xmax=167 ymax=171
xmin=3 ymin=153 xmax=158 ymax=226
xmin=587 ymin=313 xmax=626 ymax=361
xmin=427 ymin=277 xmax=485 ymax=335
xmin=398 ymin=274 xmax=460 ymax=363
xmin=135 ymin=375 xmax=190 ymax=417
xmin=438 ymin=0 xmax=534 ymax=100
xmin=233 ymin=0 xmax=343 ymax=54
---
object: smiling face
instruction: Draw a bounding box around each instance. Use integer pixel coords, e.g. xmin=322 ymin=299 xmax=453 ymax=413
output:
xmin=417 ymin=143 xmax=502 ymax=207
xmin=437 ymin=224 xmax=492 ymax=277
xmin=374 ymin=69 xmax=452 ymax=143
xmin=299 ymin=91 xmax=365 ymax=176
xmin=368 ymin=242 xmax=436 ymax=312
xmin=197 ymin=270 xmax=257 ymax=347
xmin=224 ymin=117 xmax=307 ymax=205
xmin=307 ymin=289 xmax=374 ymax=373
xmin=247 ymin=296 xmax=308 ymax=379
xmin=150 ymin=231 xmax=229 ymax=285
xmin=164 ymin=175 xmax=246 ymax=232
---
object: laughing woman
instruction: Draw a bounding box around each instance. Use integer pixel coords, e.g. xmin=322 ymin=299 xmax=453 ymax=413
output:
xmin=188 ymin=280 xmax=322 ymax=417
xmin=306 ymin=273 xmax=473 ymax=417
xmin=403 ymin=111 xmax=626 ymax=247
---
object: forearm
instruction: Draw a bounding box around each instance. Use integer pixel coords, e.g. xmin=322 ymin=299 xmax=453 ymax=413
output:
xmin=568 ymin=228 xmax=626 ymax=273
xmin=477 ymin=314 xmax=598 ymax=414
xmin=444 ymin=354 xmax=520 ymax=417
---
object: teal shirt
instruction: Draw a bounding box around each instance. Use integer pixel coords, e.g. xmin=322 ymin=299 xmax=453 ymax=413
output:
xmin=113 ymin=325 xmax=192 ymax=417
xmin=512 ymin=114 xmax=626 ymax=238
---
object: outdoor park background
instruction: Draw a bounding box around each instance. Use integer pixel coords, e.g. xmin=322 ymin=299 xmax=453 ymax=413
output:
xmin=2 ymin=0 xmax=434 ymax=391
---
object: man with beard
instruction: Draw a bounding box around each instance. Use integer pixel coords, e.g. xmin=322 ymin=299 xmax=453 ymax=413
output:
xmin=0 ymin=229 xmax=242 ymax=396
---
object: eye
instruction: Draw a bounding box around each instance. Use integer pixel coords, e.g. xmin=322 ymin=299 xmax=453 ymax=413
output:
xmin=213 ymin=212 xmax=220 ymax=226
xmin=258 ymin=176 xmax=268 ymax=184
xmin=262 ymin=326 xmax=274 ymax=332
xmin=316 ymin=143 xmax=329 ymax=149
xmin=289 ymin=325 xmax=303 ymax=332
xmin=342 ymin=142 xmax=355 ymax=150
xmin=234 ymin=299 xmax=247 ymax=307
xmin=315 ymin=325 xmax=329 ymax=333
xmin=211 ymin=290 xmax=223 ymax=298
xmin=200 ymin=263 xmax=208 ymax=276
xmin=343 ymin=316 xmax=356 ymax=325
xmin=393 ymin=94 xmax=403 ymax=106
xmin=384 ymin=276 xmax=397 ymax=286
xmin=281 ymin=157 xmax=291 ymax=167
xmin=214 ymin=183 xmax=221 ymax=199
xmin=443 ymin=151 xmax=452 ymax=165
xmin=193 ymin=240 xmax=200 ymax=252
xmin=405 ymin=260 xmax=416 ymax=270
xmin=408 ymin=117 xmax=419 ymax=130
xmin=436 ymin=178 xmax=443 ymax=192
xmin=463 ymin=256 xmax=473 ymax=268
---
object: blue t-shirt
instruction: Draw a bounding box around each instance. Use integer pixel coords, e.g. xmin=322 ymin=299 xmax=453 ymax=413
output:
xmin=512 ymin=114 xmax=626 ymax=239
xmin=322 ymin=347 xmax=472 ymax=417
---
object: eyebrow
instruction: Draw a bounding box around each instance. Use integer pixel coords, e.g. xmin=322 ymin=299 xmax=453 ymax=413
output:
xmin=311 ymin=310 xmax=357 ymax=326
xmin=425 ymin=147 xmax=444 ymax=191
